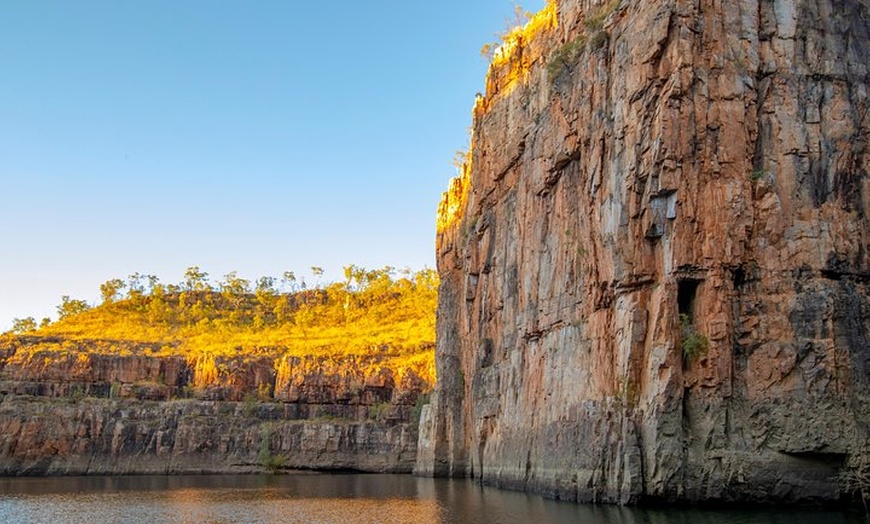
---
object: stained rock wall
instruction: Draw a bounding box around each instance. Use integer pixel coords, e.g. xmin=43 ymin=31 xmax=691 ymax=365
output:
xmin=417 ymin=0 xmax=870 ymax=504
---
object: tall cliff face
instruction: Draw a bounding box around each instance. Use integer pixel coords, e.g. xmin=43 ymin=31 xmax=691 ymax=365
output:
xmin=417 ymin=0 xmax=870 ymax=504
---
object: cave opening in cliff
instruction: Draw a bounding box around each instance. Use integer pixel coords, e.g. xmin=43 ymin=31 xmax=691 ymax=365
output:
xmin=677 ymin=278 xmax=701 ymax=320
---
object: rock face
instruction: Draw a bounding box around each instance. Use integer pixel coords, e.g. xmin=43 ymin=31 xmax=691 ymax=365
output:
xmin=417 ymin=0 xmax=870 ymax=505
xmin=0 ymin=397 xmax=417 ymax=475
xmin=0 ymin=338 xmax=427 ymax=474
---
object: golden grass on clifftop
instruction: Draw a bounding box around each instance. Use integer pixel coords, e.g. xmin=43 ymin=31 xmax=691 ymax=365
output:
xmin=5 ymin=267 xmax=438 ymax=386
xmin=479 ymin=1 xmax=558 ymax=107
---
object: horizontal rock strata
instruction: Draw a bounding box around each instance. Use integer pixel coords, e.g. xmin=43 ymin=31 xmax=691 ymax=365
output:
xmin=0 ymin=338 xmax=428 ymax=474
xmin=0 ymin=396 xmax=417 ymax=475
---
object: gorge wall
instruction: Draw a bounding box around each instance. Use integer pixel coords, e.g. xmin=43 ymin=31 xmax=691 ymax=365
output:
xmin=0 ymin=337 xmax=426 ymax=475
xmin=417 ymin=0 xmax=870 ymax=505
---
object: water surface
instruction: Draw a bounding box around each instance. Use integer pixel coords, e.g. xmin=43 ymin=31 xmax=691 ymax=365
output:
xmin=0 ymin=474 xmax=864 ymax=524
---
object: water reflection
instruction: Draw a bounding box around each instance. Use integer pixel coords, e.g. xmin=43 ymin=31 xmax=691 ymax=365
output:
xmin=0 ymin=474 xmax=864 ymax=524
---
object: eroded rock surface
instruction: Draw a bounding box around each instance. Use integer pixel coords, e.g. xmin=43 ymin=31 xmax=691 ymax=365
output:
xmin=417 ymin=0 xmax=870 ymax=504
xmin=0 ymin=396 xmax=417 ymax=475
xmin=0 ymin=338 xmax=427 ymax=474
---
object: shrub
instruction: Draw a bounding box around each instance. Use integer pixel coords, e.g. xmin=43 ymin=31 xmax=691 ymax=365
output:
xmin=368 ymin=402 xmax=392 ymax=423
xmin=547 ymin=36 xmax=586 ymax=83
xmin=243 ymin=393 xmax=259 ymax=417
xmin=589 ymin=29 xmax=608 ymax=50
xmin=584 ymin=0 xmax=621 ymax=32
xmin=412 ymin=393 xmax=431 ymax=426
xmin=839 ymin=454 xmax=870 ymax=511
xmin=548 ymin=1 xmax=621 ymax=84
xmin=680 ymin=314 xmax=708 ymax=361
xmin=258 ymin=424 xmax=284 ymax=473
xmin=71 ymin=384 xmax=86 ymax=401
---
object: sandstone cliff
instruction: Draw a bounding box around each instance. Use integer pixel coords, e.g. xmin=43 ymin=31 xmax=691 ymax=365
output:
xmin=0 ymin=337 xmax=427 ymax=474
xmin=417 ymin=0 xmax=870 ymax=505
xmin=0 ymin=396 xmax=417 ymax=475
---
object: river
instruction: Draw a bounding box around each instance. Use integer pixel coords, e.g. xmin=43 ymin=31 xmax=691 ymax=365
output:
xmin=0 ymin=474 xmax=864 ymax=523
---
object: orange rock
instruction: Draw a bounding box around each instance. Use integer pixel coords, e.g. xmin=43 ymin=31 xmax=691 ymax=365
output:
xmin=419 ymin=0 xmax=870 ymax=505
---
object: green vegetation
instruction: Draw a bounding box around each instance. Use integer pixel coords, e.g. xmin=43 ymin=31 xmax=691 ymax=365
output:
xmin=584 ymin=0 xmax=621 ymax=33
xmin=480 ymin=4 xmax=534 ymax=61
xmin=10 ymin=317 xmax=37 ymax=334
xmin=5 ymin=265 xmax=438 ymax=384
xmin=412 ymin=392 xmax=431 ymax=426
xmin=547 ymin=36 xmax=587 ymax=83
xmin=547 ymin=0 xmax=623 ymax=84
xmin=680 ymin=313 xmax=708 ymax=361
xmin=258 ymin=424 xmax=285 ymax=473
xmin=750 ymin=168 xmax=766 ymax=182
xmin=840 ymin=457 xmax=870 ymax=511
xmin=368 ymin=402 xmax=392 ymax=422
xmin=57 ymin=296 xmax=91 ymax=320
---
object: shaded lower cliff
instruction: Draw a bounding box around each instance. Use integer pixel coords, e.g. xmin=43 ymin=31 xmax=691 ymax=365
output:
xmin=0 ymin=397 xmax=416 ymax=475
xmin=0 ymin=337 xmax=428 ymax=474
xmin=417 ymin=0 xmax=870 ymax=505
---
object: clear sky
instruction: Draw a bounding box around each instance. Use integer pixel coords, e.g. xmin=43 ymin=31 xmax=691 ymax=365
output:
xmin=0 ymin=0 xmax=546 ymax=331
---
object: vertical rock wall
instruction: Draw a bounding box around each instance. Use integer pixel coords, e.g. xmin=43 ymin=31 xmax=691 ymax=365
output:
xmin=417 ymin=0 xmax=870 ymax=504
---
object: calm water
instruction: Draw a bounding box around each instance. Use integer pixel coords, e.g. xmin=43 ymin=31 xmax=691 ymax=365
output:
xmin=0 ymin=474 xmax=865 ymax=524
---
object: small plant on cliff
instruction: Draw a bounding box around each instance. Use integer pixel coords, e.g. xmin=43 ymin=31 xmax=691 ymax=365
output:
xmin=243 ymin=393 xmax=259 ymax=417
xmin=749 ymin=168 xmax=766 ymax=182
xmin=368 ymin=401 xmax=392 ymax=423
xmin=547 ymin=1 xmax=622 ymax=84
xmin=584 ymin=0 xmax=620 ymax=51
xmin=462 ymin=215 xmax=480 ymax=241
xmin=680 ymin=314 xmax=708 ymax=362
xmin=584 ymin=0 xmax=620 ymax=32
xmin=412 ymin=393 xmax=430 ymax=426
xmin=71 ymin=384 xmax=86 ymax=401
xmin=588 ymin=29 xmax=608 ymax=50
xmin=839 ymin=454 xmax=870 ymax=511
xmin=547 ymin=36 xmax=587 ymax=84
xmin=258 ymin=424 xmax=285 ymax=473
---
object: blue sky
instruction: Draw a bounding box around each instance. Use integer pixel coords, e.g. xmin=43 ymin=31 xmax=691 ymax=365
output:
xmin=0 ymin=0 xmax=545 ymax=330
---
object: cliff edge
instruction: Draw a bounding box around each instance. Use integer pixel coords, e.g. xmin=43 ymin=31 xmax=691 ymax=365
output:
xmin=417 ymin=0 xmax=870 ymax=505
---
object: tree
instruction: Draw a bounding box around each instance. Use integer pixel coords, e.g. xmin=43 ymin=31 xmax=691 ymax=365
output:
xmin=221 ymin=271 xmax=250 ymax=296
xmin=145 ymin=274 xmax=160 ymax=293
xmin=220 ymin=271 xmax=250 ymax=316
xmin=279 ymin=271 xmax=299 ymax=294
xmin=310 ymin=266 xmax=324 ymax=288
xmin=100 ymin=278 xmax=125 ymax=304
xmin=11 ymin=317 xmax=37 ymax=333
xmin=255 ymin=276 xmax=275 ymax=295
xmin=57 ymin=296 xmax=90 ymax=320
xmin=184 ymin=266 xmax=210 ymax=291
xmin=481 ymin=3 xmax=533 ymax=60
xmin=255 ymin=276 xmax=278 ymax=314
xmin=127 ymin=272 xmax=145 ymax=299
xmin=39 ymin=317 xmax=51 ymax=329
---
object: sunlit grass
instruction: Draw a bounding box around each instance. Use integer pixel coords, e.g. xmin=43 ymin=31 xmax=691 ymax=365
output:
xmin=5 ymin=267 xmax=438 ymax=388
